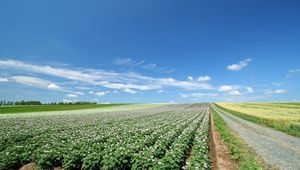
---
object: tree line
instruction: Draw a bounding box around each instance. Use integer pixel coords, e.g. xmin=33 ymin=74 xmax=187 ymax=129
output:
xmin=0 ymin=100 xmax=97 ymax=106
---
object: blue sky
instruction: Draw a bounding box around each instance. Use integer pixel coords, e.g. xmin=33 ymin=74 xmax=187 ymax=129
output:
xmin=0 ymin=0 xmax=300 ymax=103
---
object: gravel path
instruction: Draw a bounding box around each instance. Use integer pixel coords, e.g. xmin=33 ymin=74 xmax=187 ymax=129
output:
xmin=211 ymin=104 xmax=300 ymax=170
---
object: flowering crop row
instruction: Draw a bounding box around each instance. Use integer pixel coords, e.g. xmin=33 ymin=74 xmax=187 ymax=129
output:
xmin=0 ymin=104 xmax=211 ymax=170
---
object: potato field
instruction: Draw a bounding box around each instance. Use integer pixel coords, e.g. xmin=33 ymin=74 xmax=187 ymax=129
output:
xmin=0 ymin=104 xmax=211 ymax=170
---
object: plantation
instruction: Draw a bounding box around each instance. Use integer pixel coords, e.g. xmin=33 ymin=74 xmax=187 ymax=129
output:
xmin=0 ymin=104 xmax=211 ymax=170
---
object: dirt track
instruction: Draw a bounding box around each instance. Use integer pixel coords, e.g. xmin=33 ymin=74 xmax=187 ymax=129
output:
xmin=211 ymin=104 xmax=300 ymax=170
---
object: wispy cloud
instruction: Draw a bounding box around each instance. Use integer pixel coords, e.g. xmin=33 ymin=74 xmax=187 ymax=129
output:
xmin=272 ymin=82 xmax=283 ymax=87
xmin=114 ymin=57 xmax=175 ymax=73
xmin=76 ymin=86 xmax=91 ymax=90
xmin=0 ymin=59 xmax=212 ymax=91
xmin=142 ymin=63 xmax=156 ymax=69
xmin=179 ymin=92 xmax=218 ymax=98
xmin=287 ymin=69 xmax=300 ymax=77
xmin=65 ymin=93 xmax=78 ymax=98
xmin=265 ymin=89 xmax=288 ymax=95
xmin=10 ymin=76 xmax=63 ymax=91
xmin=114 ymin=58 xmax=144 ymax=66
xmin=227 ymin=58 xmax=252 ymax=71
xmin=75 ymin=92 xmax=85 ymax=95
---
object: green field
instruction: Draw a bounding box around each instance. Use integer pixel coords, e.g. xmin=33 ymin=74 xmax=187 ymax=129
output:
xmin=216 ymin=102 xmax=300 ymax=137
xmin=0 ymin=104 xmax=128 ymax=114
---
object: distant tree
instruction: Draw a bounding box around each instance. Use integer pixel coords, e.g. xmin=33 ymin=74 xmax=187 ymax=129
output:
xmin=14 ymin=100 xmax=42 ymax=105
xmin=0 ymin=100 xmax=97 ymax=106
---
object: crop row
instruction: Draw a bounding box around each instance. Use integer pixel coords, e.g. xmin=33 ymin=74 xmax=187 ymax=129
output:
xmin=0 ymin=104 xmax=211 ymax=170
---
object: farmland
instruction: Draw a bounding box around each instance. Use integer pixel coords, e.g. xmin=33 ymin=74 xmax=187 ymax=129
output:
xmin=0 ymin=104 xmax=210 ymax=170
xmin=0 ymin=104 xmax=128 ymax=114
xmin=216 ymin=102 xmax=300 ymax=137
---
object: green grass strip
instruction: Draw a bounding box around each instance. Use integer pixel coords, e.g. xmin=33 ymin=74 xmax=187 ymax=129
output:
xmin=212 ymin=108 xmax=264 ymax=170
xmin=0 ymin=104 xmax=128 ymax=114
xmin=215 ymin=104 xmax=300 ymax=138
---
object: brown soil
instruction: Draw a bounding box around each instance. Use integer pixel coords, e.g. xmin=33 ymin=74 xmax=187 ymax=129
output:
xmin=19 ymin=163 xmax=64 ymax=170
xmin=209 ymin=109 xmax=238 ymax=170
xmin=19 ymin=163 xmax=37 ymax=170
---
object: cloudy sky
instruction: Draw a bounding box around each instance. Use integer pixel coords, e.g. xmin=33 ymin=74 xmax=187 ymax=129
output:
xmin=0 ymin=0 xmax=299 ymax=103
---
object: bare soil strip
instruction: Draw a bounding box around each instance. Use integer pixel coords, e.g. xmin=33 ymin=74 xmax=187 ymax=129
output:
xmin=209 ymin=109 xmax=237 ymax=170
xmin=19 ymin=163 xmax=64 ymax=170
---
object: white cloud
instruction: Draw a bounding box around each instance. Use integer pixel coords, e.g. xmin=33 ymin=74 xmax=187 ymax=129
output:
xmin=0 ymin=77 xmax=8 ymax=82
xmin=62 ymin=99 xmax=79 ymax=103
xmin=180 ymin=93 xmax=218 ymax=98
xmin=274 ymin=89 xmax=287 ymax=94
xmin=229 ymin=90 xmax=241 ymax=96
xmin=187 ymin=76 xmax=193 ymax=81
xmin=246 ymin=87 xmax=254 ymax=94
xmin=227 ymin=58 xmax=252 ymax=71
xmin=123 ymin=89 xmax=136 ymax=94
xmin=48 ymin=83 xmax=61 ymax=90
xmin=157 ymin=90 xmax=164 ymax=93
xmin=197 ymin=75 xmax=211 ymax=81
xmin=89 ymin=91 xmax=94 ymax=94
xmin=10 ymin=76 xmax=63 ymax=91
xmin=65 ymin=93 xmax=78 ymax=98
xmin=218 ymin=85 xmax=243 ymax=96
xmin=95 ymin=91 xmax=106 ymax=96
xmin=218 ymin=85 xmax=234 ymax=92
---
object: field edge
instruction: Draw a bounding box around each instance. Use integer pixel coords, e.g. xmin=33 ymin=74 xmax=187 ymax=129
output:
xmin=211 ymin=106 xmax=266 ymax=170
xmin=214 ymin=103 xmax=300 ymax=138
